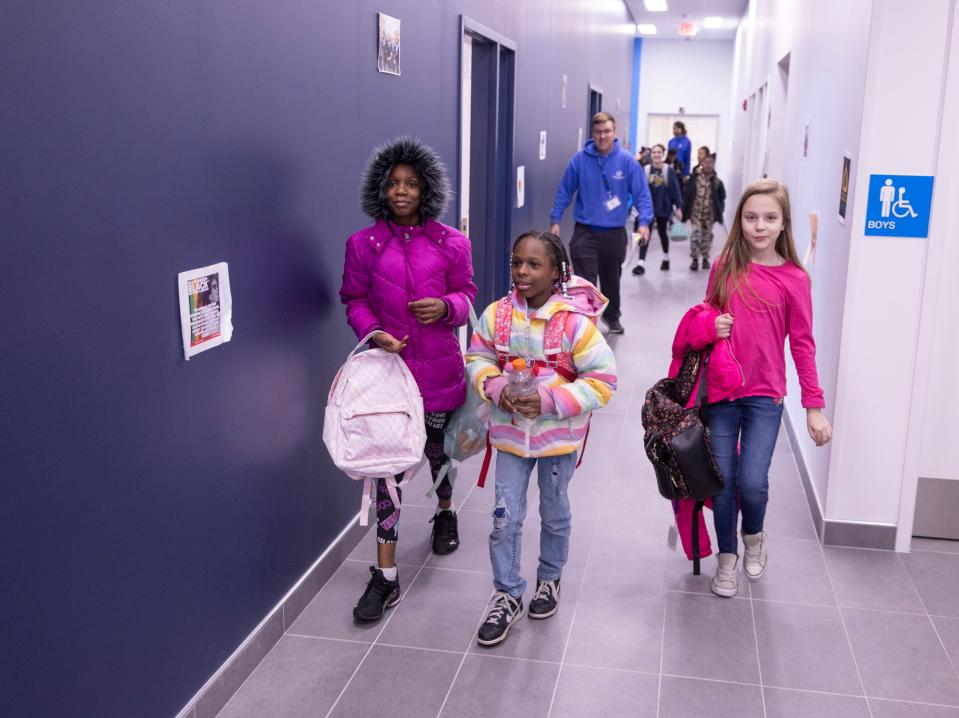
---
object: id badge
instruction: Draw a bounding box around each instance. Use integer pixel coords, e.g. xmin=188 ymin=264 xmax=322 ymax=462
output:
xmin=604 ymin=196 xmax=621 ymax=211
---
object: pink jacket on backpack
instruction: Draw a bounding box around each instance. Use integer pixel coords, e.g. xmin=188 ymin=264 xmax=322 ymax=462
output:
xmin=340 ymin=218 xmax=477 ymax=412
xmin=668 ymin=303 xmax=744 ymax=407
xmin=667 ymin=302 xmax=741 ymax=562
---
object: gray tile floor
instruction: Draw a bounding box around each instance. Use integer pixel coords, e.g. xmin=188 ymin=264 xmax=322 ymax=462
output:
xmin=216 ymin=246 xmax=959 ymax=718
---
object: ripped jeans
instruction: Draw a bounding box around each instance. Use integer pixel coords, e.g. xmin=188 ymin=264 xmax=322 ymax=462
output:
xmin=489 ymin=451 xmax=577 ymax=597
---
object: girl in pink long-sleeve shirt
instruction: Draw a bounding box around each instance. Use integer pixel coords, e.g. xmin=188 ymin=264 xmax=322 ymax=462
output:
xmin=704 ymin=180 xmax=833 ymax=599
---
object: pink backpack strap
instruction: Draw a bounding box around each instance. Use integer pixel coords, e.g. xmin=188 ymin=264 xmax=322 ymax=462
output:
xmin=543 ymin=311 xmax=577 ymax=382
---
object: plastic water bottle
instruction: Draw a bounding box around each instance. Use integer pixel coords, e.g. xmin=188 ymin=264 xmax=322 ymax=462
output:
xmin=507 ymin=358 xmax=537 ymax=427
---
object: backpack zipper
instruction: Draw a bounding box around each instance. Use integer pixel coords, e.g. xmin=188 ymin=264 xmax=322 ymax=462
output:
xmin=344 ymin=409 xmax=412 ymax=420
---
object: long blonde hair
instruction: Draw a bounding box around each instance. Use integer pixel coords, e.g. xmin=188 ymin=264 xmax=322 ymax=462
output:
xmin=706 ymin=180 xmax=806 ymax=310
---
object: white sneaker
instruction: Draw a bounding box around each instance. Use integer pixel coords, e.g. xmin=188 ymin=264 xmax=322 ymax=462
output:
xmin=742 ymin=531 xmax=767 ymax=581
xmin=711 ymin=553 xmax=739 ymax=597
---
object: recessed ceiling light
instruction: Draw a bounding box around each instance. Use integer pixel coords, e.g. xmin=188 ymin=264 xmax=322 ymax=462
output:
xmin=637 ymin=24 xmax=658 ymax=35
xmin=644 ymin=0 xmax=668 ymax=12
xmin=704 ymin=17 xmax=723 ymax=29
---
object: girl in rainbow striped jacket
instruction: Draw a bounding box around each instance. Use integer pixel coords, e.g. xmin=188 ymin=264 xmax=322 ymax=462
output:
xmin=465 ymin=230 xmax=617 ymax=647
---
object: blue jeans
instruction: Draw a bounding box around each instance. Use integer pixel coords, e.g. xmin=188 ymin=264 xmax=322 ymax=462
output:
xmin=489 ymin=451 xmax=577 ymax=597
xmin=708 ymin=396 xmax=784 ymax=555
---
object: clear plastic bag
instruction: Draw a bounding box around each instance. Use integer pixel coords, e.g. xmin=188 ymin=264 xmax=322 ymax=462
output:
xmin=426 ymin=303 xmax=492 ymax=497
xmin=443 ymin=380 xmax=491 ymax=461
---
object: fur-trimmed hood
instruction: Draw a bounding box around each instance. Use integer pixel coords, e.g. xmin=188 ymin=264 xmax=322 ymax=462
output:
xmin=361 ymin=136 xmax=450 ymax=221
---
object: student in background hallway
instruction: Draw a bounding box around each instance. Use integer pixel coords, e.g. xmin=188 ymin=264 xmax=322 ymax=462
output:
xmin=690 ymin=145 xmax=711 ymax=176
xmin=668 ymin=120 xmax=692 ymax=180
xmin=665 ymin=147 xmax=686 ymax=190
xmin=699 ymin=180 xmax=832 ymax=599
xmin=682 ymin=153 xmax=726 ymax=271
xmin=636 ymin=146 xmax=652 ymax=167
xmin=466 ymin=231 xmax=616 ymax=646
xmin=339 ymin=137 xmax=477 ymax=622
xmin=550 ymin=112 xmax=653 ymax=335
xmin=633 ymin=143 xmax=683 ymax=275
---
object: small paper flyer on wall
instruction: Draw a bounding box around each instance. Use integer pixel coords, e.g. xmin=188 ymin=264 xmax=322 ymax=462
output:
xmin=177 ymin=262 xmax=233 ymax=360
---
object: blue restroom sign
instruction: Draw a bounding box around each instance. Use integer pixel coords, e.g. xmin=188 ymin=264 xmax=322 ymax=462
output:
xmin=864 ymin=174 xmax=934 ymax=237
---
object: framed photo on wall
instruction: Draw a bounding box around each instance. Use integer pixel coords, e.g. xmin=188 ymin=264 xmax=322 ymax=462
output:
xmin=377 ymin=13 xmax=401 ymax=76
xmin=838 ymin=152 xmax=852 ymax=224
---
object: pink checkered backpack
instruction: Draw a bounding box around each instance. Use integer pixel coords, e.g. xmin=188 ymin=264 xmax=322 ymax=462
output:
xmin=323 ymin=332 xmax=427 ymax=526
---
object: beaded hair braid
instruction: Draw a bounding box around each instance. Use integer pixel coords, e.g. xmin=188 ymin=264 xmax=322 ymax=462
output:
xmin=511 ymin=230 xmax=573 ymax=298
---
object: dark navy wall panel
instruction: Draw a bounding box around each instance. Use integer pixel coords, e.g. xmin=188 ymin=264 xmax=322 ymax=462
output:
xmin=0 ymin=2 xmax=634 ymax=715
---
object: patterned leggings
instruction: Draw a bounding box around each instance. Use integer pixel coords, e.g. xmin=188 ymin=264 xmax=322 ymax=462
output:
xmin=376 ymin=411 xmax=452 ymax=543
xmin=690 ymin=222 xmax=714 ymax=260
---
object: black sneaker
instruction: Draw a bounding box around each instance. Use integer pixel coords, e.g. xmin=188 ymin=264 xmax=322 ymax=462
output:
xmin=701 ymin=257 xmax=711 ymax=269
xmin=661 ymin=259 xmax=670 ymax=271
xmin=430 ymin=509 xmax=460 ymax=555
xmin=690 ymin=258 xmax=699 ymax=271
xmin=528 ymin=578 xmax=561 ymax=619
xmin=477 ymin=591 xmax=524 ymax=647
xmin=352 ymin=566 xmax=401 ymax=623
xmin=631 ymin=263 xmax=646 ymax=275
xmin=602 ymin=317 xmax=625 ymax=334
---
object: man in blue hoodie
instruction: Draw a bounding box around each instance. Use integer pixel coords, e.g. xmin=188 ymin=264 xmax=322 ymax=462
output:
xmin=550 ymin=112 xmax=653 ymax=334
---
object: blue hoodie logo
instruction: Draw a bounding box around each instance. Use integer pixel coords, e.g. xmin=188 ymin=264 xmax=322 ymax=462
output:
xmin=612 ymin=170 xmax=624 ymax=180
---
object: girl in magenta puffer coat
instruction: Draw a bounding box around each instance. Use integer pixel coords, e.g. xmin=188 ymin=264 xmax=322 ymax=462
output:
xmin=340 ymin=137 xmax=477 ymax=623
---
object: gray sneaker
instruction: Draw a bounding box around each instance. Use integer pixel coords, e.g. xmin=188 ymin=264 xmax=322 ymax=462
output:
xmin=711 ymin=553 xmax=738 ymax=597
xmin=742 ymin=531 xmax=767 ymax=581
xmin=528 ymin=579 xmax=561 ymax=619
xmin=477 ymin=591 xmax=524 ymax=647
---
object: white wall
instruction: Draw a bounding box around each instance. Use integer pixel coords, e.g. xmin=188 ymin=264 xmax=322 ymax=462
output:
xmin=916 ymin=9 xmax=959 ymax=481
xmin=829 ymin=0 xmax=953 ymax=539
xmin=637 ymin=39 xmax=734 ymax=196
xmin=731 ymin=0 xmax=959 ymax=549
xmin=901 ymin=0 xmax=959 ymax=547
xmin=729 ymin=0 xmax=873 ymax=517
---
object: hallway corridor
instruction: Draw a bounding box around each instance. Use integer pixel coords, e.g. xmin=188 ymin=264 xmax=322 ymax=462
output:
xmin=214 ymin=257 xmax=959 ymax=718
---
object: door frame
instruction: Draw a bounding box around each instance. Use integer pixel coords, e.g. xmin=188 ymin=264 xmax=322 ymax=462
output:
xmin=588 ymin=83 xmax=604 ymax=127
xmin=458 ymin=16 xmax=516 ymax=308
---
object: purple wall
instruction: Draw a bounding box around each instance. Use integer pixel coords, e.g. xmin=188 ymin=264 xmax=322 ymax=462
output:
xmin=0 ymin=2 xmax=634 ymax=715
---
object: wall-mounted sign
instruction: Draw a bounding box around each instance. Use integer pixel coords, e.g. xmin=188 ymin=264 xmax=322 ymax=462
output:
xmin=539 ymin=131 xmax=547 ymax=160
xmin=178 ymin=262 xmax=233 ymax=360
xmin=516 ymin=165 xmax=525 ymax=208
xmin=838 ymin=153 xmax=851 ymax=223
xmin=804 ymin=211 xmax=819 ymax=267
xmin=864 ymin=174 xmax=934 ymax=238
xmin=377 ymin=13 xmax=401 ymax=76
xmin=561 ymin=74 xmax=568 ymax=109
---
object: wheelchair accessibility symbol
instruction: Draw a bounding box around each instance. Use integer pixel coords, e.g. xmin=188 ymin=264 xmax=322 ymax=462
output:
xmin=879 ymin=179 xmax=918 ymax=219
xmin=865 ymin=174 xmax=934 ymax=238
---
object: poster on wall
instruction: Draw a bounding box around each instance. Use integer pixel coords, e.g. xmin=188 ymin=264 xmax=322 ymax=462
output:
xmin=838 ymin=153 xmax=852 ymax=224
xmin=377 ymin=13 xmax=401 ymax=76
xmin=177 ymin=262 xmax=233 ymax=360
xmin=804 ymin=212 xmax=819 ymax=267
